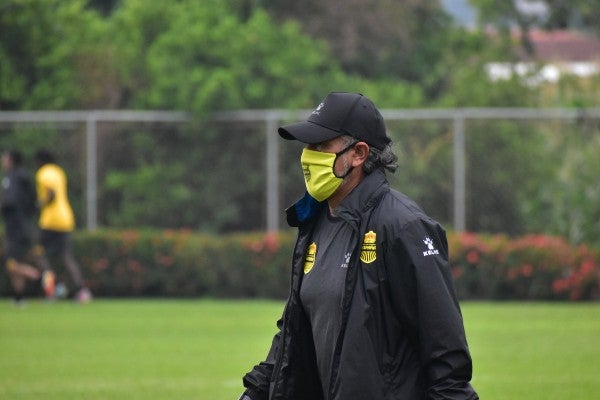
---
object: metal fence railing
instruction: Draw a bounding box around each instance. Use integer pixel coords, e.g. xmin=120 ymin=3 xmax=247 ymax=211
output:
xmin=2 ymin=108 xmax=600 ymax=243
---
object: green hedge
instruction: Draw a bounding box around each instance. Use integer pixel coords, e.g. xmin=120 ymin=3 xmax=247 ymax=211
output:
xmin=1 ymin=230 xmax=598 ymax=300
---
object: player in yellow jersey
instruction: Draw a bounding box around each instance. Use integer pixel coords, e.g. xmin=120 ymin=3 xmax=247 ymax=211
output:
xmin=35 ymin=150 xmax=91 ymax=303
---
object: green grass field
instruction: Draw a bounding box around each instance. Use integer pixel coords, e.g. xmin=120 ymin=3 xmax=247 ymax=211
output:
xmin=1 ymin=299 xmax=599 ymax=399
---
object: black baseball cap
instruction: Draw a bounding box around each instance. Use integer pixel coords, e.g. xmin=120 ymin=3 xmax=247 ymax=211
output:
xmin=278 ymin=92 xmax=390 ymax=150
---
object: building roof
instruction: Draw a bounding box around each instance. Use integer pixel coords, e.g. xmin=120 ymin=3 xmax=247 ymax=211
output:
xmin=522 ymin=30 xmax=600 ymax=63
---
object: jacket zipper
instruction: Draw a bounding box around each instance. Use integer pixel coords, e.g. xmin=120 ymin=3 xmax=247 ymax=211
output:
xmin=326 ymin=221 xmax=362 ymax=399
xmin=270 ymin=229 xmax=309 ymax=399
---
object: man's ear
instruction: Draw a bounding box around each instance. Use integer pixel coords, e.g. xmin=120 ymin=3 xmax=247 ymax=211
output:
xmin=351 ymin=142 xmax=370 ymax=167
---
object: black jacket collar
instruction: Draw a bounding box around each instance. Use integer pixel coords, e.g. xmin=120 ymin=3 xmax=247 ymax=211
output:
xmin=286 ymin=169 xmax=389 ymax=228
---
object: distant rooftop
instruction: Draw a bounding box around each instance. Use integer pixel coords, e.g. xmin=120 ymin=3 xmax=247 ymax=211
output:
xmin=488 ymin=30 xmax=600 ymax=84
xmin=523 ymin=30 xmax=600 ymax=62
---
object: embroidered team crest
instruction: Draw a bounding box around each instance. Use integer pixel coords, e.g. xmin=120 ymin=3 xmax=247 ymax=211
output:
xmin=360 ymin=231 xmax=377 ymax=264
xmin=304 ymin=242 xmax=317 ymax=274
xmin=302 ymin=164 xmax=311 ymax=182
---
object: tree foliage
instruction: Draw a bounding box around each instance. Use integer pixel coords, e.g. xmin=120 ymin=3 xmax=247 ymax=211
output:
xmin=469 ymin=0 xmax=600 ymax=54
xmin=468 ymin=0 xmax=600 ymax=29
xmin=1 ymin=0 xmax=599 ymax=244
xmin=254 ymin=0 xmax=456 ymax=101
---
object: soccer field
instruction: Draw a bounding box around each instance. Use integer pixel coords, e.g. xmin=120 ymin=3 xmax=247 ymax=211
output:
xmin=0 ymin=300 xmax=599 ymax=399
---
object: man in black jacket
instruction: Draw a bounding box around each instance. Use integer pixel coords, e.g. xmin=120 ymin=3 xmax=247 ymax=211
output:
xmin=239 ymin=92 xmax=478 ymax=400
xmin=1 ymin=150 xmax=41 ymax=304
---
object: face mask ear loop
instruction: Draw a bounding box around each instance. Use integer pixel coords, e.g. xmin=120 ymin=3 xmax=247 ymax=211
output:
xmin=333 ymin=141 xmax=357 ymax=179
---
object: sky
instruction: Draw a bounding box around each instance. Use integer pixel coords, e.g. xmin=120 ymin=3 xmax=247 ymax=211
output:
xmin=442 ymin=0 xmax=550 ymax=28
xmin=441 ymin=0 xmax=477 ymax=27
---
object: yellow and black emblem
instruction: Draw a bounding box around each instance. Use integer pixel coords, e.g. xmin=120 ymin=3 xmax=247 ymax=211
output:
xmin=304 ymin=242 xmax=317 ymax=274
xmin=360 ymin=231 xmax=377 ymax=264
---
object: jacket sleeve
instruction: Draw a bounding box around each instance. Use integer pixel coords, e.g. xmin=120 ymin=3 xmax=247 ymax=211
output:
xmin=384 ymin=218 xmax=478 ymax=400
xmin=241 ymin=316 xmax=284 ymax=400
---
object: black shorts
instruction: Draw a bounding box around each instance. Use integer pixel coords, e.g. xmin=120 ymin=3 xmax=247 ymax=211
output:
xmin=39 ymin=229 xmax=72 ymax=257
xmin=3 ymin=214 xmax=33 ymax=261
xmin=4 ymin=237 xmax=31 ymax=261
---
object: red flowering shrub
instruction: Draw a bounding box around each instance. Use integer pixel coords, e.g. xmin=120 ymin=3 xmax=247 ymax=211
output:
xmin=449 ymin=232 xmax=600 ymax=301
xmin=2 ymin=230 xmax=596 ymax=300
xmin=66 ymin=229 xmax=295 ymax=298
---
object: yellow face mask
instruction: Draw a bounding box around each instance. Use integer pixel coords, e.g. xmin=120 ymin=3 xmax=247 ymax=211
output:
xmin=300 ymin=143 xmax=355 ymax=202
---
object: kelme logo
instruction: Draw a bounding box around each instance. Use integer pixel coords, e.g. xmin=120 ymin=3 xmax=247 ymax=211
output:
xmin=304 ymin=242 xmax=317 ymax=274
xmin=422 ymin=237 xmax=439 ymax=257
xmin=360 ymin=231 xmax=377 ymax=264
xmin=312 ymin=102 xmax=325 ymax=115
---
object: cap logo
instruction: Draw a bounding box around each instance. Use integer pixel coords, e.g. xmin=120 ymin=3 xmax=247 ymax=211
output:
xmin=312 ymin=102 xmax=325 ymax=115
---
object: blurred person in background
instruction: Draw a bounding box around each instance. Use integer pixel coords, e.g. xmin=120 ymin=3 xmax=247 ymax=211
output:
xmin=1 ymin=149 xmax=42 ymax=305
xmin=238 ymin=92 xmax=477 ymax=400
xmin=35 ymin=149 xmax=91 ymax=303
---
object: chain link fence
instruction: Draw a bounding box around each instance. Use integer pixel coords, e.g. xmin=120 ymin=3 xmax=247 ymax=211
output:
xmin=1 ymin=108 xmax=599 ymax=244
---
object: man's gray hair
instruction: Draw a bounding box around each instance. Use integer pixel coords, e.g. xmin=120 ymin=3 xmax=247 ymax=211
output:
xmin=341 ymin=135 xmax=398 ymax=174
xmin=364 ymin=144 xmax=398 ymax=174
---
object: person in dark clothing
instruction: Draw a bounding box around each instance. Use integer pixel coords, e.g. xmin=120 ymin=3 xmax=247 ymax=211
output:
xmin=1 ymin=150 xmax=42 ymax=304
xmin=238 ymin=92 xmax=478 ymax=400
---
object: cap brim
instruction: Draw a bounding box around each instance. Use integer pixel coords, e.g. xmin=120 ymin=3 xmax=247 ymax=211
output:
xmin=278 ymin=121 xmax=341 ymax=144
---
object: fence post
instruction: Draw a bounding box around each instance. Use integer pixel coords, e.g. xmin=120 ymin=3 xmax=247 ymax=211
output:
xmin=265 ymin=114 xmax=279 ymax=232
xmin=453 ymin=112 xmax=466 ymax=232
xmin=85 ymin=113 xmax=98 ymax=231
